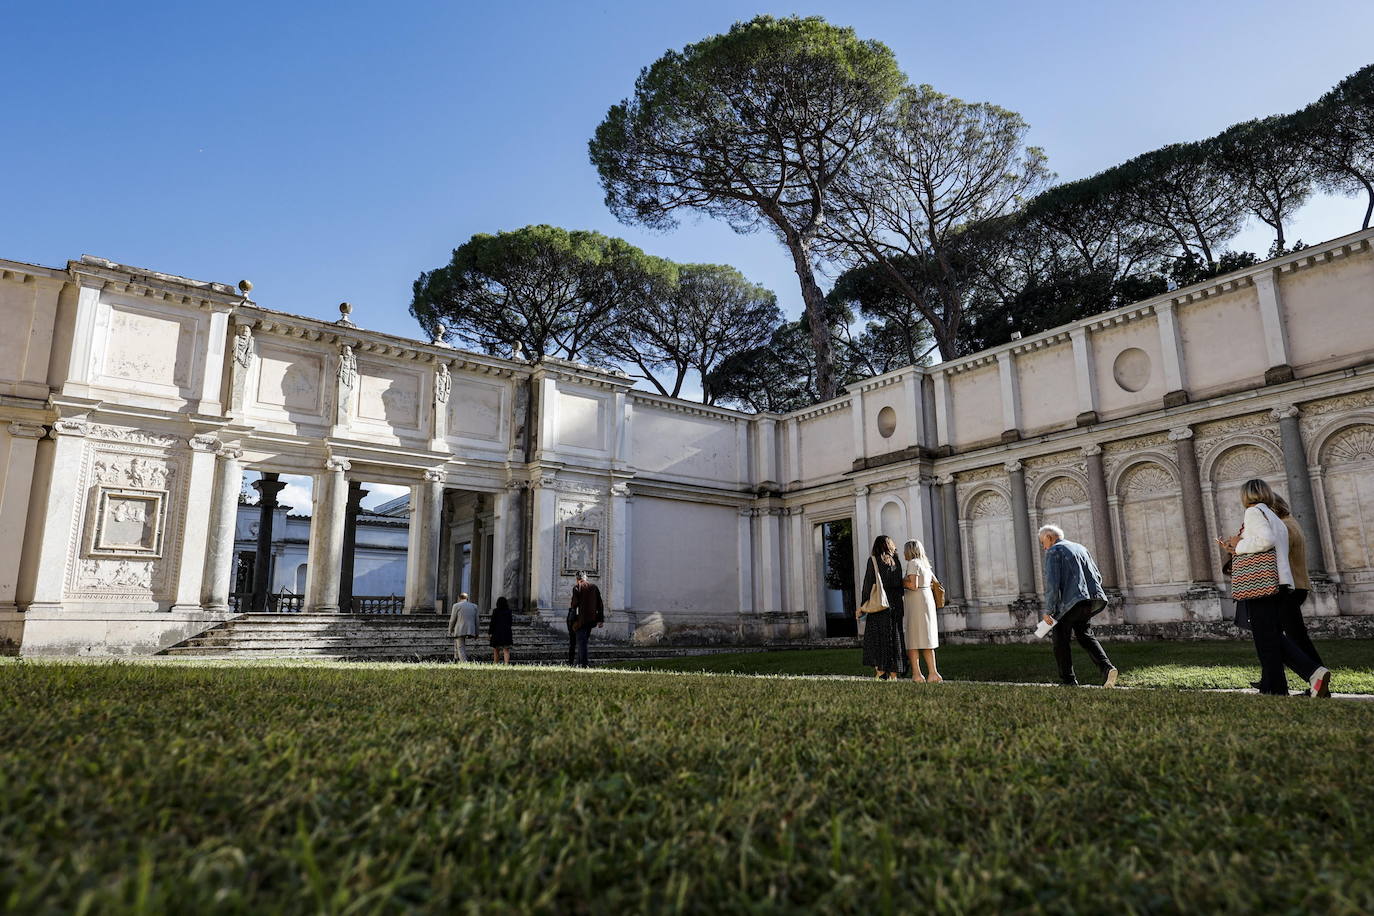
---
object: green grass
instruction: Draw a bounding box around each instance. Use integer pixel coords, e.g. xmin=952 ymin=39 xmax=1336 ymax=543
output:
xmin=614 ymin=639 xmax=1374 ymax=693
xmin=2 ymin=661 xmax=1374 ymax=913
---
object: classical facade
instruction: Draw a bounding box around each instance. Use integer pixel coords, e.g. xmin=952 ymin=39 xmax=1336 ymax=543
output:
xmin=2 ymin=227 xmax=1373 ymax=655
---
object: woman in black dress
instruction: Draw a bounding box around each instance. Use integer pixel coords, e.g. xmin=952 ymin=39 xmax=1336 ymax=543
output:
xmin=859 ymin=535 xmax=906 ymax=679
xmin=489 ymin=595 xmax=514 ymax=664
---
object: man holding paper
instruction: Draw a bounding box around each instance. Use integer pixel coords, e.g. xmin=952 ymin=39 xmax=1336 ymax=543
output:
xmin=1038 ymin=525 xmax=1119 ymax=688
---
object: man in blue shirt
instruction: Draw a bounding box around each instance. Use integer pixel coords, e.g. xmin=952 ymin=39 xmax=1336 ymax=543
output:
xmin=1039 ymin=525 xmax=1119 ymax=687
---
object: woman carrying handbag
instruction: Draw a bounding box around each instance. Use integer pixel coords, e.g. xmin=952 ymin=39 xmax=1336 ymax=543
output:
xmin=901 ymin=540 xmax=943 ymax=683
xmin=858 ymin=535 xmax=906 ymax=680
xmin=1218 ymin=479 xmax=1331 ymax=697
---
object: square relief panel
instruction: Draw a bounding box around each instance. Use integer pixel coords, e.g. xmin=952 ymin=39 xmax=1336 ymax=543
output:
xmin=450 ymin=378 xmax=504 ymax=442
xmin=255 ymin=344 xmax=325 ymax=415
xmin=99 ymin=304 xmax=195 ymax=393
xmin=85 ymin=487 xmax=166 ymax=558
xmin=356 ymin=363 xmax=422 ymax=431
xmin=562 ymin=527 xmax=600 ymax=576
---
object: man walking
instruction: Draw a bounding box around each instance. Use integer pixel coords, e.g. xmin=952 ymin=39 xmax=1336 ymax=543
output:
xmin=1038 ymin=525 xmax=1118 ymax=687
xmin=448 ymin=592 xmax=479 ymax=662
xmin=568 ymin=572 xmax=604 ymax=668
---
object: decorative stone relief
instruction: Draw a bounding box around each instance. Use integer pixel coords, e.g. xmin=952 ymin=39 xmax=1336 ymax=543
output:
xmin=1102 ymin=432 xmax=1170 ymax=474
xmin=955 ymin=465 xmax=1004 ymax=486
xmin=1195 ymin=412 xmax=1279 ymax=463
xmin=1112 ymin=347 xmax=1152 ymax=392
xmin=233 ymin=325 xmax=254 ymax=368
xmin=77 ymin=558 xmax=154 ymax=590
xmin=88 ymin=425 xmax=180 ymax=448
xmin=1119 ymin=463 xmax=1175 ymax=496
xmin=1302 ymin=391 xmax=1374 ymax=417
xmin=1211 ymin=445 xmax=1281 ymax=481
xmin=1039 ymin=477 xmax=1088 ymax=508
xmin=1320 ymin=424 xmax=1374 ymax=574
xmin=434 ymin=364 xmax=451 ymax=405
xmin=1322 ymin=425 xmax=1374 ymax=464
xmin=337 ymin=345 xmax=357 ymax=388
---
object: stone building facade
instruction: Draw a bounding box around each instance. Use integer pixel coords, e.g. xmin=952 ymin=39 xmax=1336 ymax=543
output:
xmin=1 ymin=227 xmax=1372 ymax=655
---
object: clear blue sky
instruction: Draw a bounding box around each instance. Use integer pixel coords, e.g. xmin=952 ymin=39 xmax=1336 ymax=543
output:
xmin=5 ymin=0 xmax=1372 ymax=346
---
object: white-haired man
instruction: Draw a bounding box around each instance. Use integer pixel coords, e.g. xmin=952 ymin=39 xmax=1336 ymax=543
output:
xmin=1038 ymin=524 xmax=1118 ymax=687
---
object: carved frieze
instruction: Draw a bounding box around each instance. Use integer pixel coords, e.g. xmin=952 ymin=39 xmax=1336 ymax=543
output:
xmin=955 ymin=465 xmax=1004 ymax=486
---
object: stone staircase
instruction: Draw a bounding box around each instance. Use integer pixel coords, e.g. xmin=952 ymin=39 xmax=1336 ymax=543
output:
xmin=160 ymin=612 xmax=843 ymax=663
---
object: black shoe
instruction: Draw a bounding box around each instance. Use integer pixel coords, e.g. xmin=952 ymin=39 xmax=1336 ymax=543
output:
xmin=1250 ymin=681 xmax=1263 ymax=690
xmin=1059 ymin=680 xmax=1079 ymax=687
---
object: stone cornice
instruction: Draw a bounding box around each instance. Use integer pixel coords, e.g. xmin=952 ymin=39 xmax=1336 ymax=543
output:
xmin=530 ymin=357 xmax=634 ymax=392
xmin=69 ymin=256 xmax=244 ymax=308
xmin=792 ymin=395 xmax=851 ymax=422
xmin=0 ymin=258 xmax=67 ymax=285
xmin=630 ymin=391 xmax=750 ymax=421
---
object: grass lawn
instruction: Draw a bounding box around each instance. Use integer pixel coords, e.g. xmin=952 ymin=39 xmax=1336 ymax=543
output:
xmin=3 ymin=660 xmax=1374 ymax=913
xmin=614 ymin=639 xmax=1374 ymax=693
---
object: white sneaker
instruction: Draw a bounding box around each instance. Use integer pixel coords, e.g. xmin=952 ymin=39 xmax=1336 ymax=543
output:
xmin=1309 ymin=667 xmax=1332 ymax=698
xmin=1104 ymin=668 xmax=1119 ymax=688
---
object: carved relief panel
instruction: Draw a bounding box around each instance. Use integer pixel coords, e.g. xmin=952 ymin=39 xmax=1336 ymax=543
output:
xmin=93 ymin=297 xmax=200 ymax=400
xmin=1320 ymin=424 xmax=1374 ymax=579
xmin=1117 ymin=462 xmax=1188 ymax=587
xmin=67 ymin=428 xmax=186 ymax=600
xmin=966 ymin=489 xmax=1016 ymax=600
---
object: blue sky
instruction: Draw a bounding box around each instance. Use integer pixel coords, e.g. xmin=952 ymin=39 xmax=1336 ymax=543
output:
xmin=4 ymin=0 xmax=1372 ymax=346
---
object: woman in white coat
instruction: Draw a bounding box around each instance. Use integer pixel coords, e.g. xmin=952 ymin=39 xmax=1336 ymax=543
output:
xmin=901 ymin=540 xmax=942 ymax=683
xmin=1219 ymin=479 xmax=1331 ymax=697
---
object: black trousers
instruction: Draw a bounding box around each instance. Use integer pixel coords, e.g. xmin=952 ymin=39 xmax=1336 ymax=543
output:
xmin=1250 ymin=589 xmax=1321 ymax=694
xmin=1053 ymin=600 xmax=1114 ymax=685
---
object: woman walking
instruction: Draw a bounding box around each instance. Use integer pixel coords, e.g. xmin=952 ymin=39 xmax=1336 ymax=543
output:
xmin=489 ymin=595 xmax=514 ymax=664
xmin=901 ymin=540 xmax=942 ymax=683
xmin=859 ymin=535 xmax=905 ymax=680
xmin=1220 ymin=479 xmax=1331 ymax=697
xmin=1272 ymin=495 xmax=1332 ymax=695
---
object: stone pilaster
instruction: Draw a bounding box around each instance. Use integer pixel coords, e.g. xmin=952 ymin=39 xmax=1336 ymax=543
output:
xmin=1070 ymin=327 xmax=1099 ymax=426
xmin=1006 ymin=461 xmax=1036 ymax=598
xmin=937 ymin=475 xmax=965 ymax=604
xmin=1272 ymin=406 xmax=1325 ymax=576
xmin=431 ymin=361 xmax=451 ymax=449
xmin=997 ymin=351 xmax=1023 ymax=442
xmin=737 ymin=507 xmax=755 ymax=616
xmin=0 ymin=422 xmax=46 ymax=611
xmin=405 ymin=469 xmax=444 ymax=615
xmin=1254 ymin=269 xmax=1294 ymax=384
xmin=1155 ymin=299 xmax=1190 ymax=407
xmin=22 ymin=418 xmax=90 ymax=611
xmin=608 ymin=482 xmax=632 ymax=622
xmin=250 ymin=473 xmax=286 ymax=612
xmin=1169 ymin=427 xmax=1213 ymax=584
xmin=171 ymin=434 xmax=222 ymax=611
xmin=304 ymin=457 xmax=350 ymax=613
xmin=199 ymin=445 xmax=243 ymax=612
xmin=1081 ymin=445 xmax=1119 ymax=590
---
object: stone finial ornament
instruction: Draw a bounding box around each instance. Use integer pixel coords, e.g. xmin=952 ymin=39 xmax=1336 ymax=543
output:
xmin=431 ymin=322 xmax=453 ymax=348
xmin=337 ymin=302 xmax=355 ymax=327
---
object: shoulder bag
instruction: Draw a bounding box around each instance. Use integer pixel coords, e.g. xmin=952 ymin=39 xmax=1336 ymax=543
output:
xmin=857 ymin=557 xmax=889 ymax=616
xmin=930 ymin=574 xmax=946 ymax=609
xmin=1231 ymin=526 xmax=1280 ymax=600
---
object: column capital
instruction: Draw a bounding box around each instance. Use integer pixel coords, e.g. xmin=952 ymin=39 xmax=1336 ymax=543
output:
xmin=905 ymin=475 xmax=922 ymax=487
xmin=422 ymin=468 xmax=445 ymax=483
xmin=1270 ymin=405 xmax=1301 ymax=421
xmin=189 ymin=433 xmax=220 ymax=452
xmin=854 ymin=485 xmax=870 ymax=497
xmin=1003 ymin=460 xmax=1024 ymax=474
xmin=8 ymin=421 xmax=46 ymax=439
xmin=50 ymin=418 xmax=89 ymax=438
xmin=936 ymin=474 xmax=956 ymax=486
xmin=610 ymin=483 xmax=632 ymax=498
xmin=218 ymin=445 xmax=244 ymax=461
xmin=1168 ymin=427 xmax=1194 ymax=442
xmin=1080 ymin=444 xmax=1103 ymax=457
xmin=325 ymin=456 xmax=352 ymax=473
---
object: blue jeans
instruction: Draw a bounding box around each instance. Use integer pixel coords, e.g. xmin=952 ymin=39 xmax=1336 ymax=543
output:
xmin=574 ymin=627 xmax=591 ymax=667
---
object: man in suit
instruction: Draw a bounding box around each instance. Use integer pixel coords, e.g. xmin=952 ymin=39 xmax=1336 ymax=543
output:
xmin=1039 ymin=525 xmax=1119 ymax=687
xmin=568 ymin=572 xmax=604 ymax=668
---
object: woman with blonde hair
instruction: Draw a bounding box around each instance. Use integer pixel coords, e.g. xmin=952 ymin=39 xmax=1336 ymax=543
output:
xmin=901 ymin=539 xmax=942 ymax=683
xmin=1219 ymin=478 xmax=1331 ymax=697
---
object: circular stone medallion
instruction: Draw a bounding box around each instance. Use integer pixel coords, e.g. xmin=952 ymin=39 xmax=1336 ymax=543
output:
xmin=1112 ymin=347 xmax=1152 ymax=392
xmin=877 ymin=406 xmax=897 ymax=438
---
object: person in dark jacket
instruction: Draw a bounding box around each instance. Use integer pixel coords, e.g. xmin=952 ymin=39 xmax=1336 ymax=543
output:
xmin=489 ymin=595 xmax=514 ymax=664
xmin=568 ymin=572 xmax=604 ymax=668
xmin=858 ymin=535 xmax=905 ymax=680
xmin=1039 ymin=525 xmax=1118 ymax=687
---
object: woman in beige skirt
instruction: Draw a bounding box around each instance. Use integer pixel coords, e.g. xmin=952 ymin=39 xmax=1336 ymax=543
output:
xmin=902 ymin=540 xmax=942 ymax=683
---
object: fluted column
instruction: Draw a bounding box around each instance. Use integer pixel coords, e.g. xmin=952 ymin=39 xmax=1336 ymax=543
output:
xmin=338 ymin=480 xmax=367 ymax=612
xmin=250 ymin=472 xmax=286 ymax=611
xmin=1006 ymin=461 xmax=1036 ymax=597
xmin=405 ymin=469 xmax=444 ymax=614
xmin=937 ymin=475 xmax=965 ymax=604
xmin=200 ymin=446 xmax=243 ymax=612
xmin=304 ymin=457 xmax=350 ymax=613
xmin=1272 ymin=406 xmax=1325 ymax=576
xmin=1169 ymin=427 xmax=1213 ymax=584
xmin=1082 ymin=445 xmax=1119 ymax=589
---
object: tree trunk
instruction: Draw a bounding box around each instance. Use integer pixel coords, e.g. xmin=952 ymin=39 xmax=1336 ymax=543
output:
xmin=784 ymin=238 xmax=839 ymax=401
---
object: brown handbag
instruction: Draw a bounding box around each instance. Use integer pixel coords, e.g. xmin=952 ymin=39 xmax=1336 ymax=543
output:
xmin=931 ymin=576 xmax=946 ymax=609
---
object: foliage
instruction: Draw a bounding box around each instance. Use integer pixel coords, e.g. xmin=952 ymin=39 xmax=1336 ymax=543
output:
xmin=409 ymin=224 xmax=673 ymax=363
xmin=603 ymin=263 xmax=780 ymax=402
xmin=4 ymin=660 xmax=1374 ymax=913
xmin=824 ymin=83 xmax=1050 ymax=358
xmin=1211 ymin=115 xmax=1317 ymax=252
xmin=590 ymin=15 xmax=907 ymax=399
xmin=1301 ymin=63 xmax=1374 ymax=230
